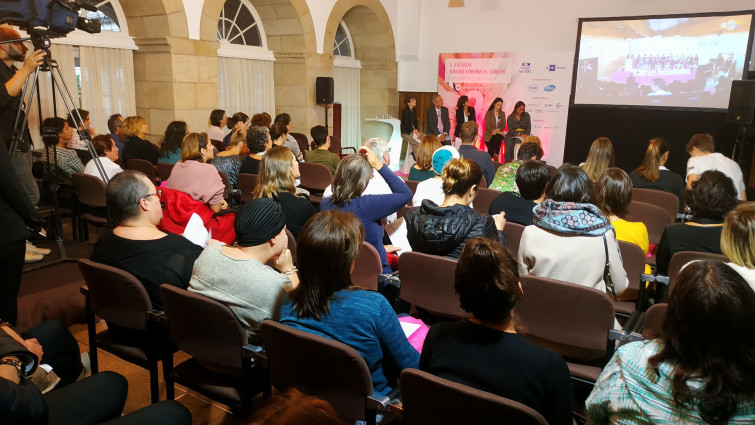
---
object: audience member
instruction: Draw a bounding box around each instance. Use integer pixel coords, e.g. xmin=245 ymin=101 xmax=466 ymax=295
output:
xmin=412 ymin=146 xmax=459 ymax=206
xmin=84 ymin=134 xmax=123 ymax=182
xmin=420 ymin=238 xmax=572 ymax=425
xmin=241 ymin=125 xmax=272 ymax=175
xmin=630 ymin=137 xmax=685 ymax=207
xmin=685 ymin=133 xmax=746 ymax=200
xmin=425 ymin=94 xmax=451 ymax=144
xmin=207 ymin=109 xmax=227 ymax=142
xmin=158 ymin=121 xmax=187 ymax=165
xmin=503 ymin=101 xmax=531 ymax=160
xmin=400 ymin=95 xmax=421 ymax=156
xmin=457 ymin=121 xmax=494 ymax=186
xmin=279 ymin=210 xmax=419 ymax=395
xmin=270 ymin=122 xmax=288 ymax=147
xmin=273 ymin=113 xmax=302 ymax=161
xmin=304 ymin=125 xmax=340 ymax=175
xmin=166 ymin=132 xmax=227 ymax=213
xmin=721 ymin=202 xmax=755 ymax=290
xmin=408 ymin=135 xmax=441 ymax=182
xmin=40 ymin=117 xmax=84 ymax=180
xmin=518 ymin=164 xmax=628 ymax=299
xmin=120 ymin=116 xmax=158 ymax=165
xmin=454 ymin=95 xmax=475 ymax=144
xmin=489 ymin=160 xmax=549 ymax=226
xmin=65 ymin=108 xmax=95 ymax=163
xmin=580 ymin=137 xmax=614 ymax=182
xmin=320 ymin=147 xmax=411 ymax=273
xmin=586 ymin=261 xmax=755 ymax=424
xmin=253 ymin=146 xmax=316 ymax=239
xmin=251 ymin=112 xmax=272 ymax=128
xmin=212 ymin=129 xmax=245 ymax=188
xmin=91 ymin=170 xmax=203 ymax=310
xmin=483 ymin=97 xmax=506 ymax=160
xmin=596 ymin=168 xmax=649 ymax=256
xmin=250 ymin=388 xmax=343 ymax=425
xmin=223 ymin=112 xmax=249 ymax=147
xmin=189 ymin=198 xmax=297 ymax=345
xmin=107 ymin=113 xmax=125 ymax=157
xmin=406 ymin=158 xmax=505 ymax=259
xmin=655 ymin=170 xmax=738 ymax=275
xmin=489 ymin=141 xmax=543 ymax=193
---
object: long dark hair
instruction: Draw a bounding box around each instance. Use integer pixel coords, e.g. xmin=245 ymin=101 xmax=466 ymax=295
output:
xmin=648 ymin=261 xmax=755 ymax=425
xmin=159 ymin=121 xmax=186 ymax=157
xmin=289 ymin=211 xmax=365 ymax=320
xmin=456 ymin=95 xmax=469 ymax=110
xmin=511 ymin=100 xmax=525 ymax=116
xmin=546 ymin=164 xmax=595 ymax=204
xmin=487 ymin=97 xmax=503 ymax=111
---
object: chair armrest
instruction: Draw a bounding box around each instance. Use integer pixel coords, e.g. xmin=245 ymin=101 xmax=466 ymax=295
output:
xmin=341 ymin=147 xmax=357 ymax=154
xmin=147 ymin=310 xmax=167 ymax=326
xmin=80 ymin=285 xmax=89 ymax=297
xmin=243 ymin=344 xmax=267 ymax=368
xmin=641 ymin=273 xmax=669 ymax=287
xmin=378 ymin=272 xmax=401 ymax=288
xmin=608 ymin=329 xmax=644 ymax=344
xmin=366 ymin=394 xmax=391 ymax=411
xmin=386 ymin=402 xmax=404 ymax=421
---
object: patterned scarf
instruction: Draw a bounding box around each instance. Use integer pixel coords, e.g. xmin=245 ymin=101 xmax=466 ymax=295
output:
xmin=533 ymin=199 xmax=613 ymax=236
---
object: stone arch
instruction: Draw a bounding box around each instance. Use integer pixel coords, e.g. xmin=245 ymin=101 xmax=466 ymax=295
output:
xmin=325 ymin=0 xmax=397 ymax=143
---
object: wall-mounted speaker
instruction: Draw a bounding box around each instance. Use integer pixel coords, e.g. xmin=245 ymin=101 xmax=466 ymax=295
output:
xmin=316 ymin=77 xmax=334 ymax=104
xmin=727 ymin=80 xmax=755 ymax=125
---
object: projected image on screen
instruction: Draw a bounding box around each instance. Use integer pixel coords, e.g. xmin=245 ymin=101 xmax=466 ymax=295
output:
xmin=573 ymin=14 xmax=753 ymax=109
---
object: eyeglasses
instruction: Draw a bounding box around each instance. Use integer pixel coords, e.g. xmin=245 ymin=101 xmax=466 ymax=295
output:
xmin=143 ymin=189 xmax=161 ymax=201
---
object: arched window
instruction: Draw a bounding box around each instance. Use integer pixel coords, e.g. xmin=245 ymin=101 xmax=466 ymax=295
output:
xmin=216 ymin=0 xmax=273 ymax=61
xmin=332 ymin=21 xmax=360 ymax=148
xmin=333 ymin=21 xmax=353 ymax=58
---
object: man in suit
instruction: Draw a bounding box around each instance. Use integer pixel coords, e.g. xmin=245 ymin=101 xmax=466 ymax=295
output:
xmin=425 ymin=94 xmax=451 ymax=145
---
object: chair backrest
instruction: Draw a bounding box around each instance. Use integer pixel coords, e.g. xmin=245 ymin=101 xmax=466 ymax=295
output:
xmin=217 ymin=170 xmax=231 ymax=200
xmin=405 ymin=180 xmax=419 ymax=197
xmin=159 ymin=285 xmax=247 ymax=370
xmin=299 ymin=162 xmax=333 ymax=192
xmin=515 ymin=275 xmax=615 ymax=364
xmin=77 ymin=259 xmax=152 ymax=330
xmin=618 ymin=240 xmax=646 ymax=293
xmin=400 ymin=369 xmax=548 ymax=425
xmin=156 ymin=162 xmax=175 ymax=181
xmin=328 ymin=135 xmax=342 ymax=155
xmin=478 ymin=176 xmax=488 ymax=189
xmin=627 ymin=200 xmax=674 ymax=245
xmin=210 ymin=139 xmax=224 ymax=153
xmin=398 ymin=252 xmax=468 ymax=319
xmin=493 ymin=161 xmax=503 ymax=172
xmin=290 ymin=132 xmax=310 ymax=155
xmin=473 ymin=187 xmax=501 ymax=215
xmin=237 ymin=173 xmax=258 ymax=203
xmin=351 ymin=242 xmax=381 ymax=291
xmin=286 ymin=228 xmax=297 ymax=265
xmin=126 ymin=159 xmax=158 ymax=183
xmin=642 ymin=303 xmax=667 ymax=340
xmin=72 ymin=172 xmax=107 ymax=207
xmin=631 ymin=188 xmax=680 ymax=216
xmin=502 ymin=222 xmax=526 ymax=259
xmin=667 ymin=251 xmax=728 ymax=292
xmin=260 ymin=320 xmax=373 ymax=421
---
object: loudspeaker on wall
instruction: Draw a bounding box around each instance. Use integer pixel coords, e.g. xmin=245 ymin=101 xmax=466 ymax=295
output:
xmin=316 ymin=77 xmax=334 ymax=104
xmin=727 ymin=80 xmax=755 ymax=125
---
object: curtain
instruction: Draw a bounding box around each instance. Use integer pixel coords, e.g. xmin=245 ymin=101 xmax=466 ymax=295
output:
xmin=218 ymin=57 xmax=275 ymax=116
xmin=79 ymin=46 xmax=136 ymax=136
xmin=333 ymin=66 xmax=361 ymax=149
xmin=26 ymin=44 xmax=76 ymax=147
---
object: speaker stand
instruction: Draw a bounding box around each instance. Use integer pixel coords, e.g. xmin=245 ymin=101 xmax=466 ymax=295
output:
xmin=320 ymin=103 xmax=331 ymax=131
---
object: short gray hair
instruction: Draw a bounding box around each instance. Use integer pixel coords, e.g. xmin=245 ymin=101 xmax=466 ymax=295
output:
xmin=363 ymin=137 xmax=389 ymax=160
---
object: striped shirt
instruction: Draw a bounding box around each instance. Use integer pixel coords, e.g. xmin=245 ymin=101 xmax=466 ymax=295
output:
xmin=42 ymin=146 xmax=84 ymax=178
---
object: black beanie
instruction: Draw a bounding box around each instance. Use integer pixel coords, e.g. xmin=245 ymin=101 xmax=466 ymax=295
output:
xmin=234 ymin=198 xmax=286 ymax=247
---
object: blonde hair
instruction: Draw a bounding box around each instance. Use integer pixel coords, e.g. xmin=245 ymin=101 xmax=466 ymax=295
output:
xmin=121 ymin=116 xmax=146 ymax=138
xmin=522 ymin=135 xmax=541 ymax=145
xmin=416 ymin=135 xmax=441 ymax=171
xmin=253 ymin=146 xmax=297 ymax=199
xmin=721 ymin=202 xmax=755 ymax=269
xmin=581 ymin=137 xmax=614 ymax=182
xmin=633 ymin=137 xmax=670 ymax=182
xmin=442 ymin=158 xmax=482 ymax=197
xmin=180 ymin=132 xmax=209 ymax=162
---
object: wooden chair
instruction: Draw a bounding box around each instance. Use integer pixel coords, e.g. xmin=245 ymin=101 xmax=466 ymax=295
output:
xmin=615 ymin=241 xmax=649 ymax=318
xmin=72 ymin=173 xmax=110 ymax=242
xmin=126 ymin=158 xmax=158 ymax=184
xmin=398 ymin=252 xmax=468 ymax=324
xmin=351 ymin=242 xmax=382 ymax=291
xmin=237 ymin=173 xmax=258 ymax=203
xmin=473 ymin=187 xmax=502 ymax=215
xmin=631 ymin=188 xmax=680 ymax=216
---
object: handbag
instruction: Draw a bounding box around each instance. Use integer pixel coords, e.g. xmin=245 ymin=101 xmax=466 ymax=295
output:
xmin=602 ymin=233 xmax=618 ymax=301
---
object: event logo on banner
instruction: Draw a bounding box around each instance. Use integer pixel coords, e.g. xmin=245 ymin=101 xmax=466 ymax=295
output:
xmin=438 ymin=52 xmax=573 ymax=165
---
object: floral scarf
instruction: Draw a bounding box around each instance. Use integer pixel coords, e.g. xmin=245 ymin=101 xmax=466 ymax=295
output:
xmin=533 ymin=199 xmax=613 ymax=236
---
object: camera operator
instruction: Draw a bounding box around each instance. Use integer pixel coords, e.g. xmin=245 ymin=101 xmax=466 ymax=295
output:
xmin=0 ymin=27 xmax=46 ymax=325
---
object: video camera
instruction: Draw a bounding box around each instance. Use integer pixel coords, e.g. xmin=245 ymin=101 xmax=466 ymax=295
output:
xmin=0 ymin=0 xmax=101 ymax=47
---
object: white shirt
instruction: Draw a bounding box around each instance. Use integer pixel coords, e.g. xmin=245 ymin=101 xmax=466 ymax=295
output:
xmin=84 ymin=157 xmax=123 ymax=181
xmin=686 ymin=152 xmax=745 ymax=200
xmin=726 ymin=262 xmax=755 ymax=293
xmin=412 ymin=177 xmax=444 ymax=207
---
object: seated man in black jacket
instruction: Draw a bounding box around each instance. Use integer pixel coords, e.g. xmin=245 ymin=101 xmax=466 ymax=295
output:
xmin=489 ymin=160 xmax=550 ymax=226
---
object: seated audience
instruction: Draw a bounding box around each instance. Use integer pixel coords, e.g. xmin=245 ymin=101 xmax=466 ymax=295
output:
xmin=241 ymin=126 xmax=271 ymax=175
xmin=320 ymin=147 xmax=411 ymax=273
xmin=489 ymin=160 xmax=549 ymax=225
xmin=270 ymin=122 xmax=288 ymax=148
xmin=84 ymin=134 xmax=123 ymax=182
xmin=519 ymin=164 xmax=628 ymax=298
xmin=686 ymin=133 xmax=746 ymax=200
xmin=457 ymin=121 xmax=494 ymax=186
xmin=412 ymin=146 xmax=459 ymax=206
xmin=90 ymin=170 xmax=203 ymax=310
xmin=206 ymin=109 xmax=226 ymax=142
xmin=158 ymin=121 xmax=186 ymax=165
xmin=212 ymin=129 xmax=245 ymax=188
xmin=304 ymin=125 xmax=340 ymax=175
xmin=222 ymin=112 xmax=249 ymax=147
xmin=40 ymin=117 xmax=84 ymax=180
xmin=279 ymin=210 xmax=419 ymax=395
xmin=324 ymin=138 xmax=393 ymax=198
xmin=120 ymin=116 xmax=158 ymax=165
xmin=253 ymin=146 xmax=316 ymax=239
xmin=630 ymin=137 xmax=685 ymax=208
xmin=489 ymin=141 xmax=544 ymax=193
xmin=580 ymin=137 xmax=614 ymax=182
xmin=107 ymin=113 xmax=125 ymax=156
xmin=596 ymin=168 xmax=649 ymax=256
xmin=721 ymin=202 xmax=755 ymax=290
xmin=65 ymin=108 xmax=95 ymax=163
xmin=251 ymin=112 xmax=272 ymax=129
xmin=189 ymin=198 xmax=298 ymax=345
xmin=273 ymin=113 xmax=303 ymax=161
xmin=656 ymin=170 xmax=738 ymax=275
xmin=406 ymin=158 xmax=505 ymax=259
xmin=586 ymin=261 xmax=755 ymax=424
xmin=166 ymin=132 xmax=227 ymax=213
xmin=408 ymin=135 xmax=441 ymax=182
xmin=421 ymin=238 xmax=572 ymax=425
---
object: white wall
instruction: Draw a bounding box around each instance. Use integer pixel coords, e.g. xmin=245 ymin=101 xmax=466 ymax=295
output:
xmin=394 ymin=0 xmax=753 ymax=91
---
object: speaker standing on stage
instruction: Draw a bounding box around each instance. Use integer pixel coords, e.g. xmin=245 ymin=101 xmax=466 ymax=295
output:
xmin=483 ymin=97 xmax=506 ymax=161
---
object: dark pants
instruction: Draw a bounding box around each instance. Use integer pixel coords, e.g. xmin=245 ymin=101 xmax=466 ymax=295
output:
xmin=503 ymin=136 xmax=518 ymax=164
xmin=0 ymin=239 xmax=26 ymax=325
xmin=486 ymin=134 xmax=504 ymax=159
xmin=24 ymin=320 xmax=84 ymax=388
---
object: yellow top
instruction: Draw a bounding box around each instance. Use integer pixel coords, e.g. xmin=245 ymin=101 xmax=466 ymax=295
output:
xmin=612 ymin=218 xmax=651 ymax=275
